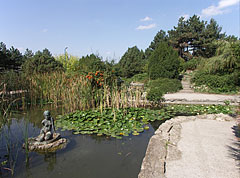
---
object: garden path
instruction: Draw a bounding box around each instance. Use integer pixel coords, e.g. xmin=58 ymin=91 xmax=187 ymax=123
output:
xmin=163 ymin=75 xmax=240 ymax=105
xmin=165 ymin=119 xmax=239 ymax=178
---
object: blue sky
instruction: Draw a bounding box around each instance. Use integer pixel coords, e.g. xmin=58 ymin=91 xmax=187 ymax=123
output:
xmin=0 ymin=0 xmax=239 ymax=61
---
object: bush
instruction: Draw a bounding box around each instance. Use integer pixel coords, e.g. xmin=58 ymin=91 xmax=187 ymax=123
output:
xmin=146 ymin=87 xmax=164 ymax=104
xmin=0 ymin=71 xmax=29 ymax=91
xmin=181 ymin=58 xmax=201 ymax=71
xmin=129 ymin=73 xmax=148 ymax=83
xmin=148 ymin=42 xmax=180 ymax=80
xmin=147 ymin=78 xmax=182 ymax=105
xmin=191 ymin=71 xmax=239 ymax=93
xmin=148 ymin=78 xmax=182 ymax=94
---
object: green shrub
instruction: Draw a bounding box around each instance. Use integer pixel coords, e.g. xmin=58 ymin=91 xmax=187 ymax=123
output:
xmin=148 ymin=78 xmax=182 ymax=94
xmin=147 ymin=78 xmax=182 ymax=105
xmin=129 ymin=73 xmax=149 ymax=83
xmin=191 ymin=71 xmax=239 ymax=93
xmin=0 ymin=71 xmax=29 ymax=91
xmin=146 ymin=87 xmax=164 ymax=104
xmin=181 ymin=58 xmax=201 ymax=71
xmin=148 ymin=42 xmax=180 ymax=79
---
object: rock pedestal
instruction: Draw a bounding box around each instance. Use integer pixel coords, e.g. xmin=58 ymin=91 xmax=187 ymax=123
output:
xmin=23 ymin=133 xmax=67 ymax=152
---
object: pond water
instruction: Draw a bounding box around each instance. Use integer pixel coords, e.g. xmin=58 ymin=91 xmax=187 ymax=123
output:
xmin=0 ymin=106 xmax=164 ymax=178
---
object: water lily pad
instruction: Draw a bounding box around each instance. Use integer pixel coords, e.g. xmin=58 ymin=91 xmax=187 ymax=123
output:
xmin=132 ymin=131 xmax=139 ymax=136
xmin=144 ymin=126 xmax=150 ymax=130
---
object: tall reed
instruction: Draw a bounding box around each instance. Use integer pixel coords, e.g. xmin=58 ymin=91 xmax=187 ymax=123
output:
xmin=26 ymin=72 xmax=147 ymax=112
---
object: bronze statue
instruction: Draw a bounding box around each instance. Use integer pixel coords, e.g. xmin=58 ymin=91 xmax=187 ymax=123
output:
xmin=23 ymin=110 xmax=67 ymax=152
xmin=38 ymin=110 xmax=56 ymax=142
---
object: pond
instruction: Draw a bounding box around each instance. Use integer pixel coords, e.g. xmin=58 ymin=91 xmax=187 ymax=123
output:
xmin=0 ymin=106 xmax=164 ymax=178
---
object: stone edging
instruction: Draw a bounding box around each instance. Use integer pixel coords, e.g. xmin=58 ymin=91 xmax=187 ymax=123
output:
xmin=138 ymin=113 xmax=236 ymax=178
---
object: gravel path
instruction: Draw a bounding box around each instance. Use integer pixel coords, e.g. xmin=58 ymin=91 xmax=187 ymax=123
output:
xmin=163 ymin=75 xmax=240 ymax=105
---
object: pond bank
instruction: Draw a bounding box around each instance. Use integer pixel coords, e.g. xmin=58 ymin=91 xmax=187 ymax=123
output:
xmin=138 ymin=114 xmax=239 ymax=178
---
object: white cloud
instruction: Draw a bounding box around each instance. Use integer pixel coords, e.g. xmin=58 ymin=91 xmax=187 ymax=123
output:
xmin=17 ymin=47 xmax=24 ymax=52
xmin=219 ymin=0 xmax=239 ymax=8
xmin=136 ymin=23 xmax=156 ymax=30
xmin=201 ymin=0 xmax=239 ymax=17
xmin=42 ymin=28 xmax=48 ymax=33
xmin=140 ymin=16 xmax=152 ymax=21
xmin=179 ymin=14 xmax=190 ymax=20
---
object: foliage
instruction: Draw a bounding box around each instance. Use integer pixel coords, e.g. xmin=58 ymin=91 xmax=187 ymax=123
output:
xmin=146 ymin=87 xmax=164 ymax=105
xmin=0 ymin=71 xmax=28 ymax=91
xmin=166 ymin=104 xmax=235 ymax=115
xmin=181 ymin=57 xmax=202 ymax=71
xmin=145 ymin=30 xmax=168 ymax=59
xmin=230 ymin=41 xmax=240 ymax=68
xmin=55 ymin=53 xmax=80 ymax=72
xmin=56 ymin=104 xmax=235 ymax=139
xmin=22 ymin=49 xmax=64 ymax=74
xmin=148 ymin=42 xmax=180 ymax=80
xmin=146 ymin=78 xmax=182 ymax=105
xmin=191 ymin=71 xmax=239 ymax=93
xmin=0 ymin=42 xmax=23 ymax=71
xmin=124 ymin=73 xmax=149 ymax=84
xmin=27 ymin=71 xmax=146 ymax=112
xmin=118 ymin=46 xmax=146 ymax=78
xmin=77 ymin=54 xmax=106 ymax=74
xmin=190 ymin=40 xmax=240 ymax=93
xmin=56 ymin=108 xmax=160 ymax=139
xmin=148 ymin=78 xmax=182 ymax=94
xmin=168 ymin=15 xmax=225 ymax=60
xmin=0 ymin=71 xmax=29 ymax=115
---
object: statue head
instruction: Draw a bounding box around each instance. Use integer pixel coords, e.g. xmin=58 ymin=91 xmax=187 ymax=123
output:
xmin=43 ymin=110 xmax=51 ymax=119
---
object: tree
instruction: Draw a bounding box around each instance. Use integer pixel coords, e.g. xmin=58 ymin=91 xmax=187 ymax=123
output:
xmin=8 ymin=46 xmax=23 ymax=67
xmin=148 ymin=42 xmax=180 ymax=79
xmin=24 ymin=48 xmax=34 ymax=59
xmin=55 ymin=53 xmax=80 ymax=72
xmin=168 ymin=15 xmax=206 ymax=59
xmin=0 ymin=42 xmax=23 ymax=71
xmin=118 ymin=46 xmax=145 ymax=78
xmin=77 ymin=54 xmax=106 ymax=73
xmin=225 ymin=35 xmax=238 ymax=42
xmin=0 ymin=42 xmax=9 ymax=71
xmin=168 ymin=15 xmax=225 ymax=60
xmin=145 ymin=30 xmax=168 ymax=60
xmin=201 ymin=18 xmax=225 ymax=57
xmin=22 ymin=48 xmax=64 ymax=74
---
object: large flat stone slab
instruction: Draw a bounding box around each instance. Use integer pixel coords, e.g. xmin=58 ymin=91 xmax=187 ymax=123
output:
xmin=139 ymin=114 xmax=239 ymax=178
xmin=165 ymin=119 xmax=239 ymax=178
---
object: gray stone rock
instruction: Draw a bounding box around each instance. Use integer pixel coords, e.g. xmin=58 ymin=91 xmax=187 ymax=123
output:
xmin=138 ymin=114 xmax=236 ymax=178
xmin=23 ymin=133 xmax=67 ymax=152
xmin=138 ymin=135 xmax=167 ymax=178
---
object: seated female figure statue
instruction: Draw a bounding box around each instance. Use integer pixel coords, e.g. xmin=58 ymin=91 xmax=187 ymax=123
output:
xmin=38 ymin=110 xmax=55 ymax=142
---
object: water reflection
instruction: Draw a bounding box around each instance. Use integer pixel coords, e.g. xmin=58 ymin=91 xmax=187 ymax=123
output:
xmin=0 ymin=106 xmax=158 ymax=178
xmin=43 ymin=152 xmax=57 ymax=171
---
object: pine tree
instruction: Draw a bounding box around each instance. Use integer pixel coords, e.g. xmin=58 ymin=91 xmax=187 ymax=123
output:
xmin=118 ymin=46 xmax=145 ymax=78
xmin=148 ymin=42 xmax=180 ymax=79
